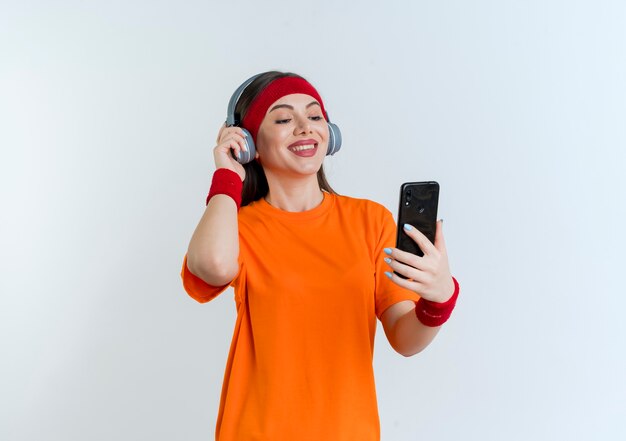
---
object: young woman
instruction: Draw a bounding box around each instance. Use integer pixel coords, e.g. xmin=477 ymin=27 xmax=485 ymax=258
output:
xmin=181 ymin=71 xmax=459 ymax=440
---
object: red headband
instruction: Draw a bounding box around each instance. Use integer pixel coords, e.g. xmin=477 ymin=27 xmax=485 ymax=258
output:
xmin=241 ymin=76 xmax=328 ymax=142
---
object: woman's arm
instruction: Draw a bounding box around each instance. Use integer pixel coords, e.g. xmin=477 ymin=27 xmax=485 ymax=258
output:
xmin=186 ymin=124 xmax=248 ymax=286
xmin=382 ymin=220 xmax=458 ymax=356
xmin=380 ymin=301 xmax=441 ymax=357
xmin=186 ymin=194 xmax=240 ymax=286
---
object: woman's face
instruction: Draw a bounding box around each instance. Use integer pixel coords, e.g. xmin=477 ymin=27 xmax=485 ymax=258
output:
xmin=255 ymin=93 xmax=329 ymax=178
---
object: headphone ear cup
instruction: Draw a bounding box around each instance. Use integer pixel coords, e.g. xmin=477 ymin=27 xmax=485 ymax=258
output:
xmin=237 ymin=128 xmax=256 ymax=164
xmin=326 ymin=122 xmax=342 ymax=156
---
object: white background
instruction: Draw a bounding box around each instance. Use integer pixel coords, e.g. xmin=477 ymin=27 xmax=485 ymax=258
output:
xmin=1 ymin=0 xmax=625 ymax=439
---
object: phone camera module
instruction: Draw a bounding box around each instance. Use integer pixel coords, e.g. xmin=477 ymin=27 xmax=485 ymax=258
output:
xmin=404 ymin=190 xmax=412 ymax=206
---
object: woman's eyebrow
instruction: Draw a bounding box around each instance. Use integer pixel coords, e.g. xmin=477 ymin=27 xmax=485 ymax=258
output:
xmin=269 ymin=101 xmax=321 ymax=113
xmin=268 ymin=104 xmax=293 ymax=113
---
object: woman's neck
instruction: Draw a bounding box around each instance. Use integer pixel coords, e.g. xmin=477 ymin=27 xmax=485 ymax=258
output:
xmin=264 ymin=173 xmax=324 ymax=212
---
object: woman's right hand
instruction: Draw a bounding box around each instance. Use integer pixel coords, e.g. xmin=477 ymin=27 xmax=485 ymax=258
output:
xmin=213 ymin=124 xmax=248 ymax=182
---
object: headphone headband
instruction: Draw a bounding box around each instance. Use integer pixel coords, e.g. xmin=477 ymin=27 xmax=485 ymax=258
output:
xmin=225 ymin=73 xmax=262 ymax=127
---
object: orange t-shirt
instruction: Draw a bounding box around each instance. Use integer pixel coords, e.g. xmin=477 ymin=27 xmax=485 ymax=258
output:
xmin=181 ymin=192 xmax=420 ymax=440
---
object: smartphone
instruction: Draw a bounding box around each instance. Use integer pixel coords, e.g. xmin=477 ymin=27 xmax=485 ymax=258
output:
xmin=395 ymin=182 xmax=439 ymax=277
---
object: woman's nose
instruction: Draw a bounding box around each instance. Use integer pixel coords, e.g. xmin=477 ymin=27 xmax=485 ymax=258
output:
xmin=294 ymin=115 xmax=312 ymax=134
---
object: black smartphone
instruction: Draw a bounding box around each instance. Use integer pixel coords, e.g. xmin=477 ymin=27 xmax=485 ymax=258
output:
xmin=395 ymin=182 xmax=439 ymax=276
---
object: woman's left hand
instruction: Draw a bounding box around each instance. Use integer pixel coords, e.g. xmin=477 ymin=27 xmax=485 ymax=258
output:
xmin=384 ymin=220 xmax=455 ymax=303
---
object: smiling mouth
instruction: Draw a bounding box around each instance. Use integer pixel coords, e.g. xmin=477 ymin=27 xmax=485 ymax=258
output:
xmin=288 ymin=144 xmax=317 ymax=152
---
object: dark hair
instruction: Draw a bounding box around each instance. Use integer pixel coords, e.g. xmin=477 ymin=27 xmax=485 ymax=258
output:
xmin=235 ymin=71 xmax=337 ymax=207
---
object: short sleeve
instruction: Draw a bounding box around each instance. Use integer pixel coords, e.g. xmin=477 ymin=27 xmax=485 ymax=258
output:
xmin=180 ymin=254 xmax=233 ymax=303
xmin=374 ymin=207 xmax=421 ymax=319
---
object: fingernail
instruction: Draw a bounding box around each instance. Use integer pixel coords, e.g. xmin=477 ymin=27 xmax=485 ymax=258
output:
xmin=403 ymin=224 xmax=413 ymax=231
xmin=384 ymin=257 xmax=391 ymax=264
xmin=237 ymin=151 xmax=241 ymax=159
xmin=383 ymin=248 xmax=392 ymax=255
xmin=384 ymin=271 xmax=393 ymax=279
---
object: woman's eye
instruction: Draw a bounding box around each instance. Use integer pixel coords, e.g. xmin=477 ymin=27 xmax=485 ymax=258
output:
xmin=309 ymin=116 xmax=323 ymax=121
xmin=275 ymin=119 xmax=291 ymax=124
